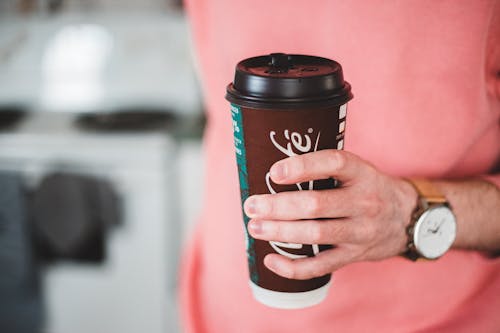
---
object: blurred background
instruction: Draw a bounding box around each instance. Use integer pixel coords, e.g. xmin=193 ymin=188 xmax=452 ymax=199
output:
xmin=0 ymin=1 xmax=204 ymax=332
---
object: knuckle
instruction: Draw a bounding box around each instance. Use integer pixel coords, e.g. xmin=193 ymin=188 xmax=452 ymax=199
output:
xmin=285 ymin=266 xmax=297 ymax=280
xmin=348 ymin=246 xmax=367 ymax=262
xmin=294 ymin=266 xmax=318 ymax=280
xmin=363 ymin=162 xmax=377 ymax=176
xmin=311 ymin=261 xmax=333 ymax=278
xmin=305 ymin=192 xmax=323 ymax=217
xmin=335 ymin=222 xmax=351 ymax=241
xmin=285 ymin=259 xmax=328 ymax=280
xmin=271 ymin=222 xmax=283 ymax=240
xmin=306 ymin=269 xmax=322 ymax=280
xmin=358 ymin=221 xmax=377 ymax=243
xmin=265 ymin=196 xmax=277 ymax=217
xmin=328 ymin=150 xmax=346 ymax=171
xmin=309 ymin=222 xmax=324 ymax=243
xmin=361 ymin=194 xmax=383 ymax=218
xmin=291 ymin=155 xmax=307 ymax=178
xmin=276 ymin=223 xmax=297 ymax=243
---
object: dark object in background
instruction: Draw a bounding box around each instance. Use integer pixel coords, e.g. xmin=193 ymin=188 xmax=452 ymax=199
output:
xmin=0 ymin=105 xmax=26 ymax=130
xmin=47 ymin=0 xmax=64 ymax=13
xmin=76 ymin=108 xmax=175 ymax=132
xmin=31 ymin=173 xmax=122 ymax=263
xmin=0 ymin=172 xmax=43 ymax=333
xmin=18 ymin=0 xmax=64 ymax=13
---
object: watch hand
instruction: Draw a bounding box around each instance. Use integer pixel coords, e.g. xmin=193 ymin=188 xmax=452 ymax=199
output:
xmin=429 ymin=219 xmax=445 ymax=234
xmin=435 ymin=219 xmax=445 ymax=232
xmin=428 ymin=227 xmax=439 ymax=234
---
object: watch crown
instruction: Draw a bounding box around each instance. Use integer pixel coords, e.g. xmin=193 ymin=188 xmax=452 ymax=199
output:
xmin=407 ymin=225 xmax=415 ymax=237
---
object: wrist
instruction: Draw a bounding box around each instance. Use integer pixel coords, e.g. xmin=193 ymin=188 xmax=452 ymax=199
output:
xmin=394 ymin=178 xmax=419 ymax=254
xmin=401 ymin=179 xmax=457 ymax=260
xmin=400 ymin=179 xmax=419 ymax=227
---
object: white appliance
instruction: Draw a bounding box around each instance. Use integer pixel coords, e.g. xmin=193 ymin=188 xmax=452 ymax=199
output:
xmin=0 ymin=112 xmax=184 ymax=333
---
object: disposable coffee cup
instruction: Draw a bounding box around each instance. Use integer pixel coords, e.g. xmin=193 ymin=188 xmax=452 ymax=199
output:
xmin=226 ymin=53 xmax=353 ymax=309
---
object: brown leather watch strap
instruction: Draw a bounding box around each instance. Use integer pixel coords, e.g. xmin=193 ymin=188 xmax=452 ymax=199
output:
xmin=407 ymin=179 xmax=447 ymax=205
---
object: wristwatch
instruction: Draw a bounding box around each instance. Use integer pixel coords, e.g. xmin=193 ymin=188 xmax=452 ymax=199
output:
xmin=403 ymin=179 xmax=457 ymax=261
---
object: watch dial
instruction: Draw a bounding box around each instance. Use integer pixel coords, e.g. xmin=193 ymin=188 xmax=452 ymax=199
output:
xmin=414 ymin=205 xmax=457 ymax=259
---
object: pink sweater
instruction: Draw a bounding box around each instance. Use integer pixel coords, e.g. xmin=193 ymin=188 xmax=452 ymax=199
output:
xmin=180 ymin=1 xmax=500 ymax=332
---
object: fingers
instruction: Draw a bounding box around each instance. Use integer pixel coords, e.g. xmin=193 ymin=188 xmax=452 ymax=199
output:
xmin=247 ymin=218 xmax=368 ymax=245
xmin=244 ymin=188 xmax=356 ymax=220
xmin=241 ymin=149 xmax=400 ymax=280
xmin=269 ymin=149 xmax=371 ymax=185
xmin=264 ymin=247 xmax=356 ymax=280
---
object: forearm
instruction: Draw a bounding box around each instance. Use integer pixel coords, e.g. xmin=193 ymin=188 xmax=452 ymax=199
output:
xmin=434 ymin=178 xmax=500 ymax=252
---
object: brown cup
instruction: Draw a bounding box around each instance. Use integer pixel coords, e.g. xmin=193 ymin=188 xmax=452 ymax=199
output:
xmin=226 ymin=53 xmax=353 ymax=309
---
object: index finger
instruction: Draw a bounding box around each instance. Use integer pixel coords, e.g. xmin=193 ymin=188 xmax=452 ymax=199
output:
xmin=269 ymin=149 xmax=370 ymax=185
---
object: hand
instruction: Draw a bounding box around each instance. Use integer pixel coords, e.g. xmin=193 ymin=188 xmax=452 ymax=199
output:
xmin=244 ymin=150 xmax=418 ymax=280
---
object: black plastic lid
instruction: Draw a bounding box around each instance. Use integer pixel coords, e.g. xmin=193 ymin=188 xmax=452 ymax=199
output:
xmin=226 ymin=53 xmax=353 ymax=109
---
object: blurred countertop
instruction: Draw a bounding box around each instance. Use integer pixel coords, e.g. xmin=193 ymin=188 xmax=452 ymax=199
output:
xmin=0 ymin=9 xmax=202 ymax=115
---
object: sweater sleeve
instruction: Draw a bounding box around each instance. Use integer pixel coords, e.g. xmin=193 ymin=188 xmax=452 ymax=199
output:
xmin=480 ymin=173 xmax=500 ymax=258
xmin=482 ymin=173 xmax=500 ymax=189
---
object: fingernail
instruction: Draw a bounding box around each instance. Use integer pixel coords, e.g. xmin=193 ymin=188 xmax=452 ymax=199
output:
xmin=245 ymin=197 xmax=266 ymax=217
xmin=264 ymin=255 xmax=278 ymax=271
xmin=247 ymin=221 xmax=262 ymax=235
xmin=270 ymin=162 xmax=287 ymax=181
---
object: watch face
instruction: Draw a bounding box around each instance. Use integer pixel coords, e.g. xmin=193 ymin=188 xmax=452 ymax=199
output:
xmin=414 ymin=205 xmax=457 ymax=259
